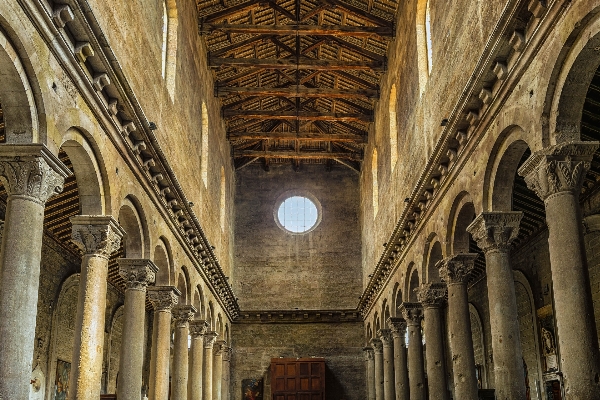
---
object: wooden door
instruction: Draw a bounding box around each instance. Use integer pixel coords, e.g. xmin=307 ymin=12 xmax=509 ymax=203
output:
xmin=271 ymin=358 xmax=325 ymax=400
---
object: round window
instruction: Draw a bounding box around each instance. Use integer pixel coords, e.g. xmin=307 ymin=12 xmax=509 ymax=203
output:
xmin=275 ymin=195 xmax=320 ymax=234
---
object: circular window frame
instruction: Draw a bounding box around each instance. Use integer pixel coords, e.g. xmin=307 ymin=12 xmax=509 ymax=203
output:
xmin=273 ymin=190 xmax=322 ymax=235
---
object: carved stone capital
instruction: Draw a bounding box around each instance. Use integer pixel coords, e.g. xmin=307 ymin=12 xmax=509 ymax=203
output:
xmin=71 ymin=216 xmax=125 ymax=258
xmin=399 ymin=302 xmax=423 ymax=326
xmin=0 ymin=144 xmax=71 ymax=205
xmin=117 ymin=258 xmax=158 ymax=291
xmin=203 ymin=331 xmax=218 ymax=349
xmin=189 ymin=319 xmax=209 ymax=337
xmin=387 ymin=317 xmax=407 ymax=339
xmin=370 ymin=338 xmax=383 ymax=353
xmin=518 ymin=141 xmax=598 ymax=201
xmin=147 ymin=286 xmax=180 ymax=312
xmin=467 ymin=212 xmax=522 ymax=253
xmin=214 ymin=339 xmax=227 ymax=356
xmin=416 ymin=282 xmax=447 ymax=308
xmin=172 ymin=305 xmax=197 ymax=328
xmin=378 ymin=329 xmax=393 ymax=347
xmin=437 ymin=253 xmax=478 ymax=284
xmin=222 ymin=347 xmax=232 ymax=362
xmin=363 ymin=346 xmax=374 ymax=361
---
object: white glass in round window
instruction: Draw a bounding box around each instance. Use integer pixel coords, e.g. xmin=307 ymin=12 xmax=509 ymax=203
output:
xmin=277 ymin=196 xmax=319 ymax=233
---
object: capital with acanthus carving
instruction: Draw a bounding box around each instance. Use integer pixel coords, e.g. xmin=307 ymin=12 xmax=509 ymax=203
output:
xmin=71 ymin=215 xmax=125 ymax=258
xmin=416 ymin=282 xmax=447 ymax=308
xmin=117 ymin=258 xmax=158 ymax=291
xmin=189 ymin=320 xmax=209 ymax=337
xmin=377 ymin=328 xmax=393 ymax=347
xmin=399 ymin=302 xmax=423 ymax=326
xmin=222 ymin=346 xmax=232 ymax=362
xmin=0 ymin=144 xmax=71 ymax=205
xmin=370 ymin=338 xmax=383 ymax=353
xmin=172 ymin=304 xmax=197 ymax=328
xmin=363 ymin=346 xmax=374 ymax=361
xmin=436 ymin=253 xmax=478 ymax=284
xmin=203 ymin=331 xmax=218 ymax=349
xmin=518 ymin=141 xmax=598 ymax=201
xmin=467 ymin=212 xmax=522 ymax=254
xmin=147 ymin=286 xmax=180 ymax=312
xmin=387 ymin=317 xmax=407 ymax=341
xmin=214 ymin=339 xmax=227 ymax=356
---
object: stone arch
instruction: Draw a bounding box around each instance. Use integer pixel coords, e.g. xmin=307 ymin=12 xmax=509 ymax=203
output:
xmin=446 ymin=192 xmax=476 ymax=255
xmin=208 ymin=301 xmax=215 ymax=330
xmin=406 ymin=263 xmax=420 ymax=302
xmin=216 ymin=313 xmax=223 ymax=337
xmin=426 ymin=239 xmax=443 ymax=283
xmin=373 ymin=312 xmax=381 ymax=334
xmin=118 ymin=196 xmax=150 ymax=259
xmin=391 ymin=282 xmax=402 ymax=317
xmin=469 ymin=303 xmax=488 ymax=389
xmin=483 ymin=126 xmax=532 ymax=212
xmin=543 ymin=5 xmax=600 ymax=144
xmin=192 ymin=285 xmax=206 ymax=319
xmin=153 ymin=236 xmax=172 ymax=285
xmin=60 ymin=128 xmax=107 ymax=215
xmin=382 ymin=302 xmax=391 ymax=329
xmin=46 ymin=274 xmax=80 ymax=398
xmin=0 ymin=25 xmax=40 ymax=143
xmin=366 ymin=322 xmax=373 ymax=343
xmin=106 ymin=305 xmax=124 ymax=394
xmin=224 ymin=324 xmax=230 ymax=344
xmin=176 ymin=267 xmax=189 ymax=305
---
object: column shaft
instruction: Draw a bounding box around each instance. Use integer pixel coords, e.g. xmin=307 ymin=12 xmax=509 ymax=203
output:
xmin=364 ymin=347 xmax=376 ymax=400
xmin=203 ymin=332 xmax=218 ymax=400
xmin=388 ymin=318 xmax=409 ymax=400
xmin=378 ymin=330 xmax=395 ymax=400
xmin=400 ymin=303 xmax=426 ymax=400
xmin=189 ymin=320 xmax=208 ymax=400
xmin=371 ymin=339 xmax=384 ymax=400
xmin=222 ymin=347 xmax=231 ymax=400
xmin=213 ymin=340 xmax=226 ymax=400
xmin=172 ymin=305 xmax=196 ymax=400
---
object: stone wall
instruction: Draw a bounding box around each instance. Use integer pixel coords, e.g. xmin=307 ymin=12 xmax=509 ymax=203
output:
xmin=233 ymin=164 xmax=362 ymax=310
xmin=231 ymin=322 xmax=365 ymax=400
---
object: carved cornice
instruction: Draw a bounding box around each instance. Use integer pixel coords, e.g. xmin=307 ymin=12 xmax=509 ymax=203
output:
xmin=234 ymin=309 xmax=360 ymax=324
xmin=70 ymin=215 xmax=124 ymax=258
xmin=189 ymin=319 xmax=209 ymax=337
xmin=0 ymin=144 xmax=70 ymax=205
xmin=117 ymin=258 xmax=158 ymax=291
xmin=147 ymin=286 xmax=180 ymax=312
xmin=370 ymin=338 xmax=383 ymax=353
xmin=172 ymin=305 xmax=197 ymax=328
xmin=387 ymin=317 xmax=407 ymax=340
xmin=437 ymin=253 xmax=478 ymax=284
xmin=399 ymin=303 xmax=423 ymax=326
xmin=358 ymin=0 xmax=570 ymax=317
xmin=467 ymin=212 xmax=522 ymax=253
xmin=203 ymin=331 xmax=218 ymax=349
xmin=21 ymin=0 xmax=239 ymax=318
xmin=415 ymin=282 xmax=447 ymax=307
xmin=518 ymin=141 xmax=598 ymax=201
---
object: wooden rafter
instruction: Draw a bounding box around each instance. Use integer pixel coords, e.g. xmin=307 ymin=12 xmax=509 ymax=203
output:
xmin=222 ymin=109 xmax=373 ymax=122
xmin=233 ymin=150 xmax=362 ymax=160
xmin=202 ymin=24 xmax=394 ymax=37
xmin=209 ymin=57 xmax=385 ymax=71
xmin=228 ymin=131 xmax=367 ymax=142
xmin=215 ymin=86 xmax=379 ymax=99
xmin=201 ymin=0 xmax=263 ymax=23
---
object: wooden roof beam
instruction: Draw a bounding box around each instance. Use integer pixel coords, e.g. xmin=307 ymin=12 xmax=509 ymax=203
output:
xmin=227 ymin=131 xmax=367 ymax=142
xmin=322 ymin=0 xmax=393 ymax=27
xmin=201 ymin=24 xmax=394 ymax=37
xmin=200 ymin=0 xmax=263 ymax=23
xmin=210 ymin=34 xmax=272 ymax=58
xmin=209 ymin=57 xmax=385 ymax=71
xmin=216 ymin=86 xmax=379 ymax=99
xmin=324 ymin=35 xmax=386 ymax=62
xmin=329 ymin=70 xmax=379 ymax=90
xmin=222 ymin=109 xmax=373 ymax=122
xmin=233 ymin=150 xmax=362 ymax=160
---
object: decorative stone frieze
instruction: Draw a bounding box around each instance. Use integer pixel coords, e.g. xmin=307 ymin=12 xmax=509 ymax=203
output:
xmin=467 ymin=212 xmax=522 ymax=253
xmin=172 ymin=305 xmax=197 ymax=328
xmin=399 ymin=303 xmax=423 ymax=326
xmin=518 ymin=141 xmax=598 ymax=201
xmin=71 ymin=216 xmax=125 ymax=258
xmin=189 ymin=320 xmax=209 ymax=337
xmin=203 ymin=331 xmax=218 ymax=349
xmin=147 ymin=286 xmax=180 ymax=312
xmin=416 ymin=282 xmax=447 ymax=308
xmin=436 ymin=253 xmax=478 ymax=284
xmin=117 ymin=259 xmax=158 ymax=291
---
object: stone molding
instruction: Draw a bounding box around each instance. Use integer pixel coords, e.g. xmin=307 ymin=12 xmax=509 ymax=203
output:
xmin=172 ymin=305 xmax=197 ymax=328
xmin=147 ymin=286 xmax=181 ymax=312
xmin=0 ymin=144 xmax=70 ymax=205
xmin=387 ymin=317 xmax=407 ymax=339
xmin=437 ymin=253 xmax=478 ymax=284
xmin=363 ymin=346 xmax=374 ymax=361
xmin=378 ymin=329 xmax=393 ymax=347
xmin=70 ymin=215 xmax=125 ymax=258
xmin=415 ymin=282 xmax=447 ymax=307
xmin=189 ymin=320 xmax=209 ymax=337
xmin=518 ymin=141 xmax=598 ymax=201
xmin=467 ymin=212 xmax=522 ymax=253
xmin=117 ymin=258 xmax=158 ymax=291
xmin=399 ymin=303 xmax=423 ymax=326
xmin=236 ymin=309 xmax=359 ymax=324
xmin=370 ymin=338 xmax=383 ymax=353
xmin=203 ymin=331 xmax=218 ymax=349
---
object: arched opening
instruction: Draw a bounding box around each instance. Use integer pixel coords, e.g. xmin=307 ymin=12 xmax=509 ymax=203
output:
xmin=177 ymin=269 xmax=188 ymax=304
xmin=216 ymin=313 xmax=223 ymax=338
xmin=118 ymin=204 xmax=144 ymax=259
xmin=161 ymin=0 xmax=178 ymax=98
xmin=201 ymin=102 xmax=209 ymax=188
xmin=208 ymin=302 xmax=215 ymax=331
xmin=153 ymin=238 xmax=171 ymax=286
xmin=383 ymin=304 xmax=391 ymax=329
xmin=374 ymin=312 xmax=381 ymax=334
xmin=408 ymin=268 xmax=420 ymax=302
xmin=469 ymin=304 xmax=488 ymax=389
xmin=389 ymin=85 xmax=398 ymax=171
xmin=372 ymin=147 xmax=379 ymax=218
xmin=416 ymin=0 xmax=432 ymax=94
xmin=107 ymin=306 xmax=124 ymax=394
xmin=391 ymin=282 xmax=402 ymax=317
xmin=427 ymin=240 xmax=443 ymax=283
xmin=366 ymin=323 xmax=372 ymax=343
xmin=192 ymin=285 xmax=205 ymax=319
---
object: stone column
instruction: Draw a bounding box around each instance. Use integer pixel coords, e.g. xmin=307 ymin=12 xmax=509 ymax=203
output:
xmin=437 ymin=254 xmax=479 ymax=400
xmin=203 ymin=331 xmax=218 ymax=400
xmin=0 ymin=145 xmax=69 ymax=399
xmin=116 ymin=259 xmax=158 ymax=400
xmin=188 ymin=319 xmax=208 ymax=400
xmin=147 ymin=286 xmax=180 ymax=400
xmin=222 ymin=347 xmax=231 ymax=400
xmin=399 ymin=303 xmax=426 ymax=400
xmin=518 ymin=141 xmax=600 ymax=399
xmin=172 ymin=305 xmax=197 ymax=400
xmin=388 ymin=318 xmax=409 ymax=400
xmin=416 ymin=283 xmax=449 ymax=400
xmin=371 ymin=338 xmax=384 ymax=400
xmin=468 ymin=212 xmax=526 ymax=400
xmin=213 ymin=339 xmax=226 ymax=400
xmin=364 ymin=347 xmax=376 ymax=400
xmin=378 ymin=329 xmax=396 ymax=400
xmin=69 ymin=216 xmax=125 ymax=400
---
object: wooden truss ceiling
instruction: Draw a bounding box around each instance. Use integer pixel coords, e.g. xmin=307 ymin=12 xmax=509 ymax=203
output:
xmin=197 ymin=0 xmax=399 ymax=171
